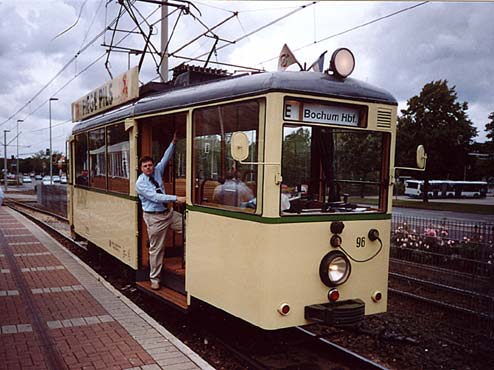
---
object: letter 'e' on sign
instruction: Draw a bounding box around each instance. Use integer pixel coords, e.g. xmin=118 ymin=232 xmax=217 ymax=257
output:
xmin=71 ymin=66 xmax=139 ymax=122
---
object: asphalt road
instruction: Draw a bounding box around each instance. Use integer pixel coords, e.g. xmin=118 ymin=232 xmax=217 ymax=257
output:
xmin=392 ymin=206 xmax=494 ymax=223
xmin=392 ymin=194 xmax=494 ymax=223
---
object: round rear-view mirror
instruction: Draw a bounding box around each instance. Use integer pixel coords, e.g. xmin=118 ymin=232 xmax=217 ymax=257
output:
xmin=230 ymin=132 xmax=249 ymax=162
xmin=416 ymin=145 xmax=427 ymax=169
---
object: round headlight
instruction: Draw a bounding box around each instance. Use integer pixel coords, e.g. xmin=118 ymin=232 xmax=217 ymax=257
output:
xmin=319 ymin=251 xmax=351 ymax=287
xmin=330 ymin=48 xmax=355 ymax=78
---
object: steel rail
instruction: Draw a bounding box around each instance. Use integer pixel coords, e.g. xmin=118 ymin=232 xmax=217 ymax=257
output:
xmin=295 ymin=327 xmax=389 ymax=370
xmin=388 ymin=288 xmax=494 ymax=321
xmin=390 ymin=246 xmax=491 ymax=269
xmin=6 ymin=199 xmax=68 ymax=222
xmin=390 ymin=272 xmax=494 ymax=302
xmin=6 ymin=204 xmax=86 ymax=251
xmin=390 ymin=257 xmax=491 ymax=283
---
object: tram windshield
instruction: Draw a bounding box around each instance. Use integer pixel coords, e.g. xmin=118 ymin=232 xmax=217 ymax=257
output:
xmin=281 ymin=124 xmax=389 ymax=214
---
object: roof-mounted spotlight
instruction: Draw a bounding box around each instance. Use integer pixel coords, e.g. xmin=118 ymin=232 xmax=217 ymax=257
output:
xmin=329 ymin=48 xmax=355 ymax=78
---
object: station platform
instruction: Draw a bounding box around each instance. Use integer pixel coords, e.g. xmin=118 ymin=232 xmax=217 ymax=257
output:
xmin=0 ymin=206 xmax=214 ymax=370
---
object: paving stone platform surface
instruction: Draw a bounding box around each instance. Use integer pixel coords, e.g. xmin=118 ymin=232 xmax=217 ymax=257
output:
xmin=0 ymin=206 xmax=214 ymax=370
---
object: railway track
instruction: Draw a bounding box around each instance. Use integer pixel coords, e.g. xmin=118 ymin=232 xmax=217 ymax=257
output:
xmin=6 ymin=200 xmax=390 ymax=370
xmin=197 ymin=310 xmax=390 ymax=370
xmin=389 ymin=257 xmax=494 ymax=317
xmin=390 ymin=257 xmax=492 ymax=289
xmin=5 ymin=199 xmax=73 ymax=239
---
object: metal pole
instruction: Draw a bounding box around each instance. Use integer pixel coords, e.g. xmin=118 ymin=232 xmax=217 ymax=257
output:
xmin=49 ymin=98 xmax=58 ymax=184
xmin=16 ymin=119 xmax=23 ymax=180
xmin=160 ymin=3 xmax=168 ymax=82
xmin=3 ymin=130 xmax=9 ymax=192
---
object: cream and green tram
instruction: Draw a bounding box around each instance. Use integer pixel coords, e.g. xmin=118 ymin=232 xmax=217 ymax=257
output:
xmin=68 ymin=60 xmax=397 ymax=330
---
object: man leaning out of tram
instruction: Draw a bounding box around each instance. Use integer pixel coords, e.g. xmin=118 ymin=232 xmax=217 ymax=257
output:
xmin=135 ymin=132 xmax=186 ymax=290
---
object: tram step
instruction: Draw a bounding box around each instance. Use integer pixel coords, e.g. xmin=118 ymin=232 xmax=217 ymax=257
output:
xmin=135 ymin=281 xmax=188 ymax=310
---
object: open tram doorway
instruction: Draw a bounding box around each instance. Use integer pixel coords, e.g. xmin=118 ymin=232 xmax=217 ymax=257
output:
xmin=137 ymin=112 xmax=187 ymax=305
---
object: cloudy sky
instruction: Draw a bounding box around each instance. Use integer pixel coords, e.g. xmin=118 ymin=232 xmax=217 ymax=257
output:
xmin=0 ymin=0 xmax=493 ymax=160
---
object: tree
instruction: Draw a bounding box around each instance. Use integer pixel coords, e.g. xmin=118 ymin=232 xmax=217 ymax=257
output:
xmin=28 ymin=150 xmax=50 ymax=175
xmin=396 ymin=80 xmax=478 ymax=199
xmin=485 ymin=111 xmax=494 ymax=142
xmin=21 ymin=150 xmax=64 ymax=175
xmin=282 ymin=127 xmax=311 ymax=186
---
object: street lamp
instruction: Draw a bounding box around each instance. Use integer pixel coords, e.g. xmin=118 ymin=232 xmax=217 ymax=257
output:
xmin=3 ymin=130 xmax=10 ymax=192
xmin=16 ymin=119 xmax=23 ymax=180
xmin=49 ymin=97 xmax=58 ymax=184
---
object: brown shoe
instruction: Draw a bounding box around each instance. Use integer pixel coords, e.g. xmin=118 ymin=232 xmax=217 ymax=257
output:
xmin=150 ymin=282 xmax=160 ymax=290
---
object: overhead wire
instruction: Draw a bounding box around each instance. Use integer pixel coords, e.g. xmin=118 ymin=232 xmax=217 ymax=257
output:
xmin=52 ymin=0 xmax=89 ymax=40
xmin=3 ymin=0 xmax=311 ymax=132
xmin=126 ymin=0 xmax=163 ymax=75
xmin=256 ymin=1 xmax=430 ymax=66
xmin=0 ymin=1 xmax=139 ymax=129
xmin=25 ymin=2 xmax=162 ymax=135
xmin=193 ymin=0 xmax=301 ymax=14
xmin=186 ymin=1 xmax=317 ymax=64
xmin=4 ymin=1 xmax=428 ymax=142
xmin=298 ymin=1 xmax=429 ymax=52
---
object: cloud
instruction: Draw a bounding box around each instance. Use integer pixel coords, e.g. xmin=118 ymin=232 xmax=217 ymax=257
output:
xmin=363 ymin=2 xmax=494 ymax=132
xmin=0 ymin=0 xmax=492 ymax=160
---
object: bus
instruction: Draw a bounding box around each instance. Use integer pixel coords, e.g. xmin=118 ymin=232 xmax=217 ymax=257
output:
xmin=68 ymin=49 xmax=400 ymax=330
xmin=404 ymin=180 xmax=487 ymax=198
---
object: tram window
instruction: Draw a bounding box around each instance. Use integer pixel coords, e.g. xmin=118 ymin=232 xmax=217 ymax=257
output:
xmin=281 ymin=125 xmax=389 ymax=214
xmin=107 ymin=123 xmax=130 ymax=194
xmin=89 ymin=128 xmax=107 ymax=190
xmin=74 ymin=133 xmax=89 ymax=186
xmin=192 ymin=100 xmax=259 ymax=213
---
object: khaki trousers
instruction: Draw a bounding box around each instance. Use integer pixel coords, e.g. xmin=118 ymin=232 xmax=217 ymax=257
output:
xmin=143 ymin=210 xmax=183 ymax=284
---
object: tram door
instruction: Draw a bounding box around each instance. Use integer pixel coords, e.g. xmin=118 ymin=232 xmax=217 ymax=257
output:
xmin=139 ymin=113 xmax=187 ymax=294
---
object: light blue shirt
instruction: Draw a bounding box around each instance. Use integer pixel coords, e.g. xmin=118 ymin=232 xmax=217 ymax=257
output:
xmin=136 ymin=142 xmax=177 ymax=212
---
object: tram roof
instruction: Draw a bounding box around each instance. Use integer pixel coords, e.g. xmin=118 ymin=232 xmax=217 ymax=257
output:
xmin=72 ymin=71 xmax=397 ymax=134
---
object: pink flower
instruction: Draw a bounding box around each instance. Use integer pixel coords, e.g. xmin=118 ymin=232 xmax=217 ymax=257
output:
xmin=426 ymin=229 xmax=437 ymax=237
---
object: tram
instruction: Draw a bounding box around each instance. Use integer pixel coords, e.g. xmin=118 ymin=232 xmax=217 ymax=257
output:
xmin=68 ymin=49 xmax=410 ymax=330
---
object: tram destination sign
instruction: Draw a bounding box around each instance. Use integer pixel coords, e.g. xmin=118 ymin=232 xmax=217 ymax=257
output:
xmin=71 ymin=66 xmax=139 ymax=122
xmin=284 ymin=100 xmax=361 ymax=126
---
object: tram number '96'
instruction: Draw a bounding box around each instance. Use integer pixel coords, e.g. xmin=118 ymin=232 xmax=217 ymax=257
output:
xmin=356 ymin=236 xmax=366 ymax=248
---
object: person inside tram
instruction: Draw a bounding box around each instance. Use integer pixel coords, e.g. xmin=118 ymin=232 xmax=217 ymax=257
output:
xmin=76 ymin=169 xmax=89 ymax=186
xmin=280 ymin=183 xmax=291 ymax=211
xmin=213 ymin=170 xmax=254 ymax=207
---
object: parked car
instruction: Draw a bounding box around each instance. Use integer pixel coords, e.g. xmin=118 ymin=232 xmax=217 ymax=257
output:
xmin=22 ymin=176 xmax=32 ymax=183
xmin=35 ymin=175 xmax=43 ymax=180
xmin=60 ymin=175 xmax=67 ymax=184
xmin=42 ymin=176 xmax=53 ymax=185
xmin=52 ymin=175 xmax=61 ymax=183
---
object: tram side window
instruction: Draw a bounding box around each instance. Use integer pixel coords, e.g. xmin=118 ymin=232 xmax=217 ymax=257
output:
xmin=75 ymin=133 xmax=89 ymax=186
xmin=107 ymin=123 xmax=130 ymax=194
xmin=89 ymin=128 xmax=107 ymax=190
xmin=193 ymin=100 xmax=259 ymax=213
xmin=281 ymin=125 xmax=389 ymax=214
